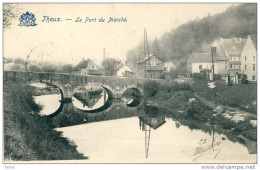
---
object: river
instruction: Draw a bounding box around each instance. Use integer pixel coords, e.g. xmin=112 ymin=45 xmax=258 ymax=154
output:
xmin=56 ymin=117 xmax=256 ymax=163
xmin=31 ymin=84 xmax=256 ymax=163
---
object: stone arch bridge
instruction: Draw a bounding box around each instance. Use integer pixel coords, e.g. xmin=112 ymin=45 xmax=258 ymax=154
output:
xmin=4 ymin=71 xmax=175 ymax=100
xmin=4 ymin=71 xmax=178 ymax=126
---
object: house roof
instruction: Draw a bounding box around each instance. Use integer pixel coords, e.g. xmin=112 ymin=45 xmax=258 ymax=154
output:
xmin=118 ymin=65 xmax=134 ymax=73
xmin=73 ymin=59 xmax=90 ymax=71
xmin=138 ymin=54 xmax=164 ymax=64
xmin=189 ymin=53 xmax=227 ymax=63
xmin=72 ymin=59 xmax=102 ymax=73
xmin=249 ymin=35 xmax=257 ymax=49
xmin=220 ymin=38 xmax=246 ymax=56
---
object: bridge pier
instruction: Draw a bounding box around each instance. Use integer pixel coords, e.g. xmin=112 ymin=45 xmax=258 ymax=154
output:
xmin=61 ymin=83 xmax=73 ymax=100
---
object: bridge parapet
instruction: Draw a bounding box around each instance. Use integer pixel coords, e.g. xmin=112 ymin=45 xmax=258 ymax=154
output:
xmin=3 ymin=71 xmax=177 ymax=98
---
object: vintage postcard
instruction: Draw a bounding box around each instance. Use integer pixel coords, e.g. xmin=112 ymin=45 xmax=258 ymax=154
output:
xmin=2 ymin=2 xmax=257 ymax=165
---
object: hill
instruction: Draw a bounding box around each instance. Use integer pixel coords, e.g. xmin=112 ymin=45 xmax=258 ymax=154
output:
xmin=126 ymin=4 xmax=257 ymax=71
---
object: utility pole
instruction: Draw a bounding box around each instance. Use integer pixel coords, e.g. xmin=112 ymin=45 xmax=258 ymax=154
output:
xmin=144 ymin=29 xmax=152 ymax=78
xmin=143 ymin=30 xmax=147 ymax=78
xmin=211 ymin=47 xmax=216 ymax=81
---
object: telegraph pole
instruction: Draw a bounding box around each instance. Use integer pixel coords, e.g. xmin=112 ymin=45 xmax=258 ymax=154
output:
xmin=211 ymin=47 xmax=216 ymax=81
xmin=144 ymin=29 xmax=147 ymax=78
xmin=144 ymin=29 xmax=152 ymax=78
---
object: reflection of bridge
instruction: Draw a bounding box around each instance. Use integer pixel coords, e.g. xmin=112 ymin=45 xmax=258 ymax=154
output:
xmin=4 ymin=71 xmax=175 ymax=118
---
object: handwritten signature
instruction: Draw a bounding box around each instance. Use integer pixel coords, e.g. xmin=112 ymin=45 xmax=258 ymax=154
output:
xmin=182 ymin=136 xmax=225 ymax=162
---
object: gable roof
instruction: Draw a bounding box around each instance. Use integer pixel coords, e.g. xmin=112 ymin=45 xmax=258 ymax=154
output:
xmin=249 ymin=35 xmax=257 ymax=49
xmin=138 ymin=54 xmax=164 ymax=64
xmin=220 ymin=38 xmax=246 ymax=56
xmin=72 ymin=59 xmax=101 ymax=72
xmin=72 ymin=59 xmax=90 ymax=71
xmin=189 ymin=52 xmax=227 ymax=63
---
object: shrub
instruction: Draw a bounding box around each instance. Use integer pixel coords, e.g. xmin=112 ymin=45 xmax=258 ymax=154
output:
xmin=214 ymin=74 xmax=221 ymax=80
xmin=241 ymin=74 xmax=249 ymax=84
xmin=192 ymin=73 xmax=207 ymax=81
xmin=143 ymin=80 xmax=160 ymax=97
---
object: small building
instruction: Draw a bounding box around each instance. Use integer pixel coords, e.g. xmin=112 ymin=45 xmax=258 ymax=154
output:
xmin=136 ymin=55 xmax=166 ymax=79
xmin=72 ymin=59 xmax=102 ymax=76
xmin=187 ymin=52 xmax=228 ymax=79
xmin=116 ymin=65 xmax=134 ymax=77
xmin=241 ymin=35 xmax=257 ymax=81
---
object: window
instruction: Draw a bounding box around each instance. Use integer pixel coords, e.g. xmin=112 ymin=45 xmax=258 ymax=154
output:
xmin=245 ymin=65 xmax=247 ymax=71
xmin=252 ymin=76 xmax=255 ymax=80
xmin=199 ymin=65 xmax=202 ymax=69
xmin=253 ymin=64 xmax=255 ymax=71
xmin=253 ymin=56 xmax=255 ymax=61
xmin=245 ymin=56 xmax=247 ymax=61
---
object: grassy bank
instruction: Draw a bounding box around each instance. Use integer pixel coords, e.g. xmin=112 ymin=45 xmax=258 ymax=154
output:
xmin=4 ymin=80 xmax=87 ymax=161
xmin=191 ymin=81 xmax=257 ymax=114
xmin=142 ymin=80 xmax=257 ymax=142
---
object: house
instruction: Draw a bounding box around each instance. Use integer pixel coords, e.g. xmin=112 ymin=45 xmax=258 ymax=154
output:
xmin=116 ymin=65 xmax=134 ymax=77
xmin=164 ymin=62 xmax=176 ymax=73
xmin=187 ymin=52 xmax=228 ymax=79
xmin=213 ymin=37 xmax=247 ymax=76
xmin=241 ymin=35 xmax=257 ymax=81
xmin=136 ymin=54 xmax=166 ymax=79
xmin=72 ymin=58 xmax=102 ymax=76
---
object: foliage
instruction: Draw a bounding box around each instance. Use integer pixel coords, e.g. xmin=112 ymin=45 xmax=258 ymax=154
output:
xmin=192 ymin=73 xmax=207 ymax=81
xmin=143 ymin=80 xmax=160 ymax=97
xmin=241 ymin=74 xmax=249 ymax=84
xmin=61 ymin=64 xmax=73 ymax=74
xmin=3 ymin=81 xmax=86 ymax=160
xmin=169 ymin=69 xmax=179 ymax=79
xmin=214 ymin=74 xmax=221 ymax=80
xmin=186 ymin=102 xmax=212 ymax=121
xmin=102 ymin=58 xmax=122 ymax=76
xmin=3 ymin=3 xmax=19 ymax=30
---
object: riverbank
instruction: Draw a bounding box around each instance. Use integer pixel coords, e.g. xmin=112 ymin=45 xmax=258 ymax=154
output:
xmin=142 ymin=81 xmax=257 ymax=145
xmin=3 ymin=80 xmax=87 ymax=161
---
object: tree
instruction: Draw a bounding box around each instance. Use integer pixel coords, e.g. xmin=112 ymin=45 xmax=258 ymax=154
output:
xmin=61 ymin=64 xmax=73 ymax=73
xmin=102 ymin=58 xmax=122 ymax=76
xmin=3 ymin=3 xmax=19 ymax=30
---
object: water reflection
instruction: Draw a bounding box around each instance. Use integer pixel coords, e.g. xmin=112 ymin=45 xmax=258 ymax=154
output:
xmin=53 ymin=103 xmax=256 ymax=163
xmin=139 ymin=116 xmax=166 ymax=158
xmin=121 ymin=88 xmax=142 ymax=107
xmin=30 ymin=83 xmax=62 ymax=116
xmin=72 ymin=86 xmax=109 ymax=111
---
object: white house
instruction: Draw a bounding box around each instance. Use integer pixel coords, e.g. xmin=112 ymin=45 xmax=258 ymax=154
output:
xmin=187 ymin=52 xmax=228 ymax=79
xmin=164 ymin=62 xmax=176 ymax=72
xmin=116 ymin=65 xmax=134 ymax=77
xmin=241 ymin=35 xmax=257 ymax=81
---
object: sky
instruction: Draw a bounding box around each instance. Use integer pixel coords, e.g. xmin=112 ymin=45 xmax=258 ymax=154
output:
xmin=4 ymin=3 xmax=237 ymax=66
